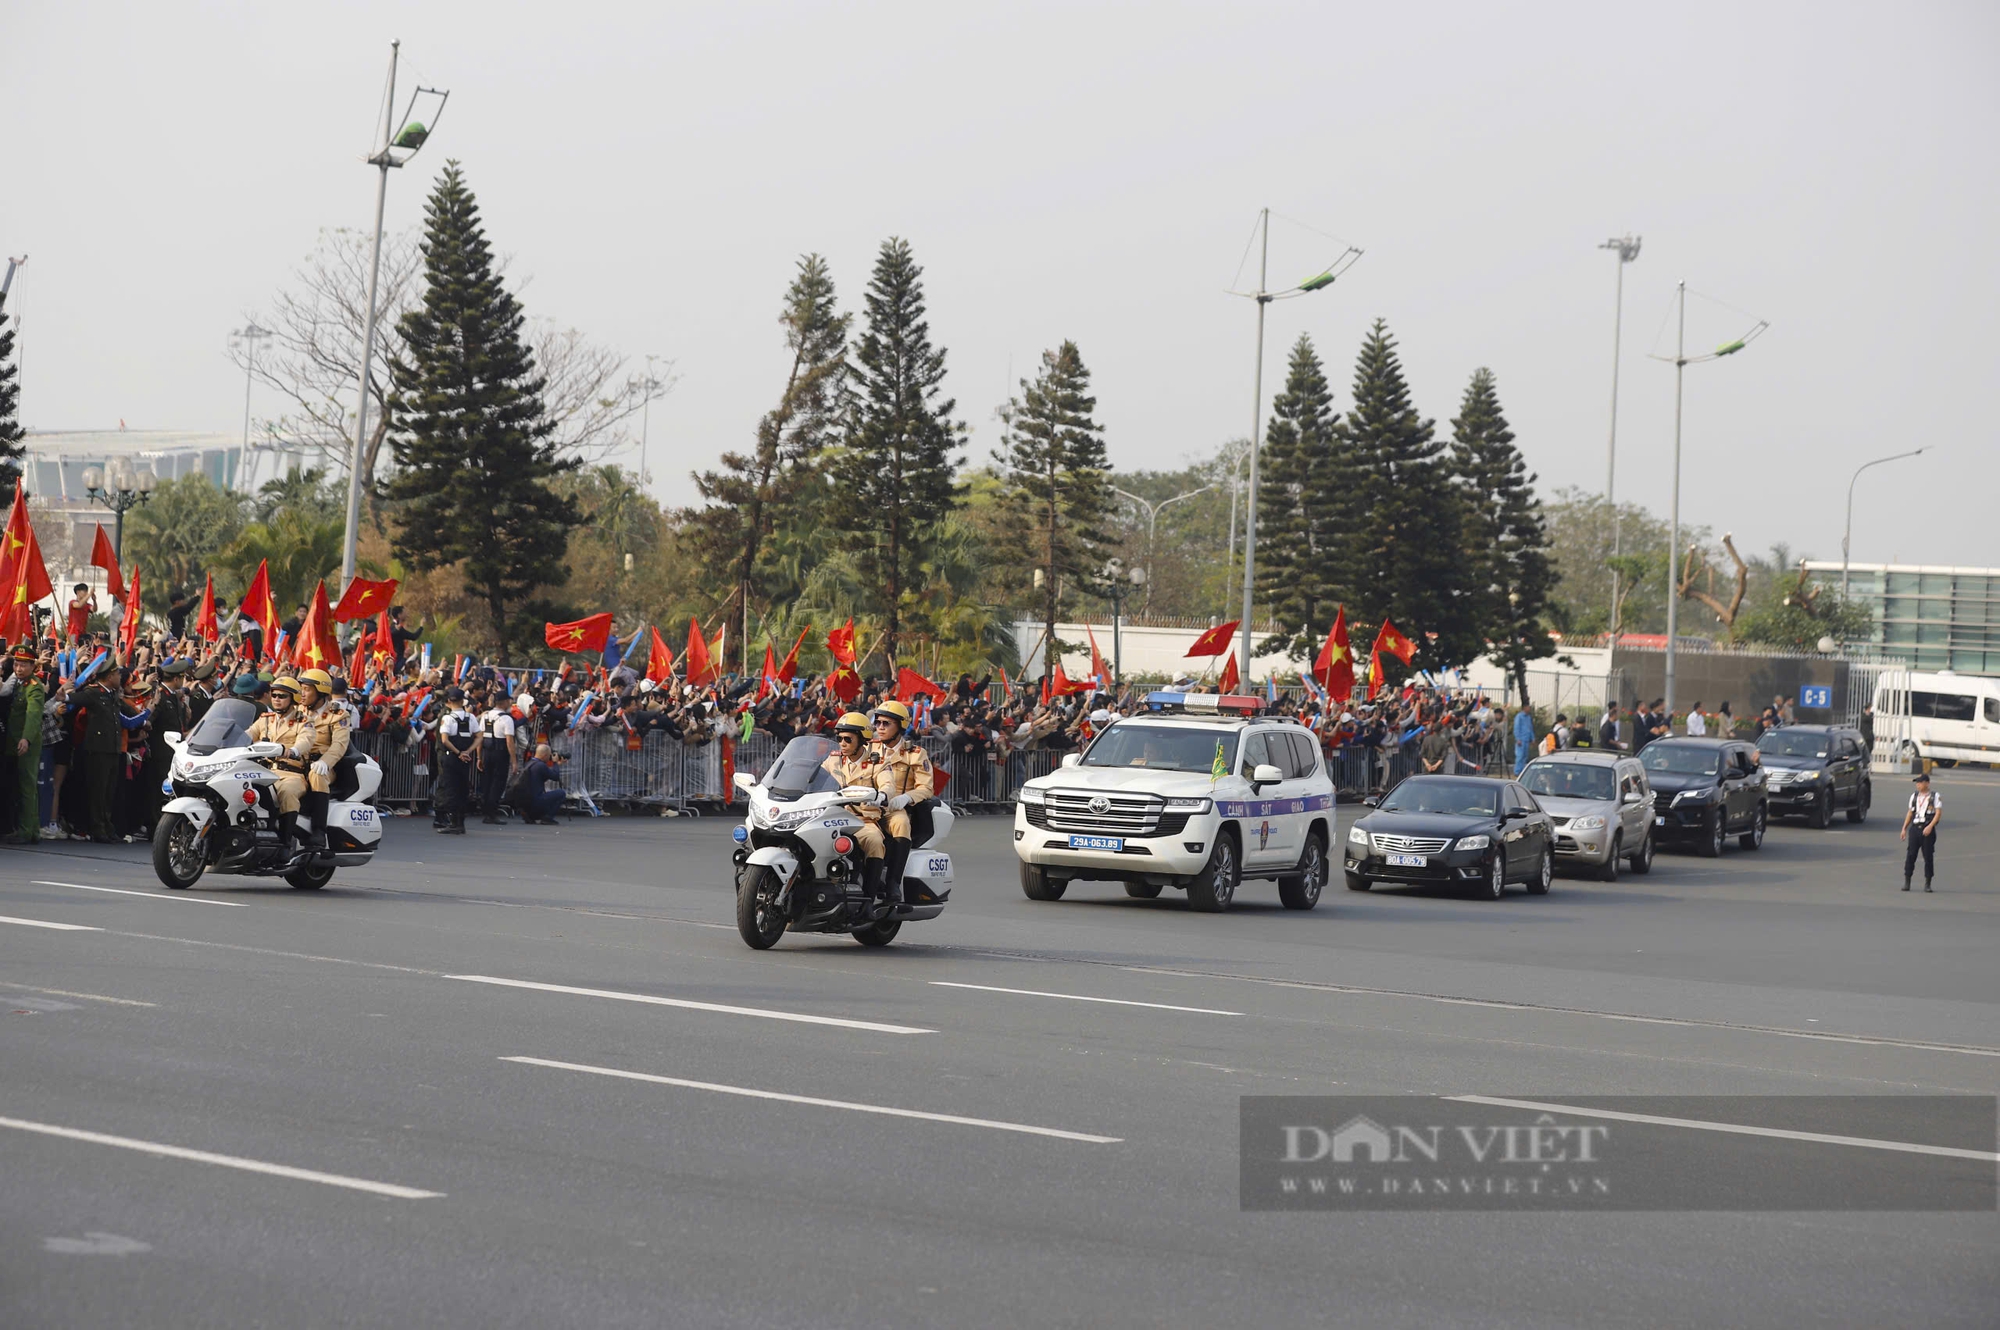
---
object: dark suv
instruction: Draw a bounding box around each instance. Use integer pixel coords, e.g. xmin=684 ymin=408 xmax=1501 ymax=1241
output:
xmin=1755 ymin=725 xmax=1871 ymax=827
xmin=1640 ymin=738 xmax=1768 ymax=857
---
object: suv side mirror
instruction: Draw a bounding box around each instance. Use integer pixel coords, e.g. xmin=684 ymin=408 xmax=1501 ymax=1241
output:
xmin=1361 ymin=796 xmax=1378 ymax=808
xmin=1060 ymin=753 xmax=1082 ymax=769
xmin=1623 ymin=789 xmax=1645 ymax=804
xmin=1252 ymin=763 xmax=1284 ymax=787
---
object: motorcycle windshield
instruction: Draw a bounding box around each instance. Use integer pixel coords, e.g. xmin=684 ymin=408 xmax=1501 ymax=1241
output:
xmin=763 ymin=735 xmax=843 ymax=801
xmin=185 ymin=699 xmax=260 ymax=756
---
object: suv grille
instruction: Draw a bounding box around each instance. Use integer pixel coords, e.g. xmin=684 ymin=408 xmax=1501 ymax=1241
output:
xmin=1035 ymin=791 xmax=1169 ymax=836
xmin=1653 ymin=792 xmax=1674 ymax=813
xmin=1370 ymin=833 xmax=1451 ymax=854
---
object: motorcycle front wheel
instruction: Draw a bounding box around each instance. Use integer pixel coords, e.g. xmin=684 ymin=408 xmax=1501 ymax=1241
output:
xmin=152 ymin=814 xmax=207 ymax=890
xmin=736 ymin=865 xmax=788 ymax=949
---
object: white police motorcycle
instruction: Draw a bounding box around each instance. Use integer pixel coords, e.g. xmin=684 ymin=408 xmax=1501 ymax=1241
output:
xmin=152 ymin=698 xmax=384 ymax=892
xmin=730 ymin=733 xmax=954 ymax=948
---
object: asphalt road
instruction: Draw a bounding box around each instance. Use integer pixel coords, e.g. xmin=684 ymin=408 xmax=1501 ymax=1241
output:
xmin=2 ymin=770 xmax=1996 ymax=1328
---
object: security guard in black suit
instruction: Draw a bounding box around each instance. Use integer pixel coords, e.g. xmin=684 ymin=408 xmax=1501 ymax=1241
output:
xmin=433 ymin=687 xmax=476 ymax=834
xmin=76 ymin=667 xmax=127 ymax=844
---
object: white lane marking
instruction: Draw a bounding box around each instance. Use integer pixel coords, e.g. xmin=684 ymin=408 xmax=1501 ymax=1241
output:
xmin=446 ymin=975 xmax=934 ymax=1035
xmin=929 ymin=981 xmax=1241 ymax=1016
xmin=33 ymin=880 xmax=249 ymax=907
xmin=44 ymin=1232 xmax=150 ymax=1255
xmin=1447 ymin=1095 xmax=2000 ymax=1163
xmin=501 ymin=1057 xmax=1121 ymax=1143
xmin=0 ymin=1116 xmax=444 ymax=1198
xmin=1118 ymin=965 xmax=2000 ymax=1058
xmin=0 ymin=983 xmax=155 ymax=1007
xmin=0 ymin=915 xmax=99 ymax=932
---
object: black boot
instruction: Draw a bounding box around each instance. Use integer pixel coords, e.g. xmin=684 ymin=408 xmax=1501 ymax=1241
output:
xmin=1924 ymin=877 xmax=1933 ymax=893
xmin=278 ymin=811 xmax=299 ymax=854
xmin=1902 ymin=876 xmax=1911 ymax=891
xmin=882 ymin=837 xmax=911 ymax=908
xmin=301 ymin=793 xmax=329 ymax=851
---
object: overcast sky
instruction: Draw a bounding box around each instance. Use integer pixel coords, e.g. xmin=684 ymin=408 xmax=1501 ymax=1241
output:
xmin=6 ymin=2 xmax=1996 ymax=568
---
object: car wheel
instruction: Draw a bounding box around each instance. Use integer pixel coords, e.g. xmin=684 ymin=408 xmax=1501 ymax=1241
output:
xmin=1479 ymin=853 xmax=1506 ymax=900
xmin=1810 ymin=789 xmax=1832 ymax=829
xmin=1629 ymin=832 xmax=1653 ymax=875
xmin=1740 ymin=804 xmax=1766 ymax=851
xmin=1598 ymin=834 xmax=1621 ymax=882
xmin=1123 ymin=881 xmax=1163 ymax=899
xmin=1020 ymin=861 xmax=1068 ymax=901
xmin=1527 ymin=846 xmax=1553 ymax=895
xmin=1344 ymin=871 xmax=1372 ymax=892
xmin=1278 ymin=832 xmax=1327 ymax=910
xmin=1186 ymin=831 xmax=1239 ymax=913
xmin=1846 ymin=784 xmax=1868 ymax=824
xmin=1700 ymin=809 xmax=1725 ymax=858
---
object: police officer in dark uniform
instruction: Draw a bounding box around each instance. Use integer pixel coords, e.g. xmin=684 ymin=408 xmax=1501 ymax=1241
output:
xmin=434 ymin=687 xmax=476 ymax=834
xmin=142 ymin=659 xmax=193 ymax=833
xmin=1900 ymin=772 xmax=1942 ymax=892
xmin=76 ymin=667 xmax=126 ymax=844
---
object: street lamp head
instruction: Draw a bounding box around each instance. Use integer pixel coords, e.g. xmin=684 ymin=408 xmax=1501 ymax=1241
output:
xmin=1600 ymin=235 xmax=1642 ymax=263
xmin=136 ymin=468 xmax=158 ymax=494
xmin=1713 ymin=339 xmax=1746 ymax=357
xmin=393 ymin=121 xmax=429 ymax=151
xmin=1298 ymin=271 xmax=1337 ymax=293
xmin=1129 ymin=566 xmax=1146 ymax=586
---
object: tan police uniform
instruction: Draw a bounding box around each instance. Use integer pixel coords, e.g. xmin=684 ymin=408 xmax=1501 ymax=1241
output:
xmin=872 ymin=738 xmax=935 ymax=841
xmin=306 ymin=698 xmax=352 ymax=794
xmin=822 ymin=747 xmax=886 ymax=860
xmin=247 ymin=708 xmax=315 ymax=815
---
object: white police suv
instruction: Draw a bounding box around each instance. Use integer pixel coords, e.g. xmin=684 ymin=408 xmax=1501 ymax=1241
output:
xmin=1012 ymin=693 xmax=1335 ymax=912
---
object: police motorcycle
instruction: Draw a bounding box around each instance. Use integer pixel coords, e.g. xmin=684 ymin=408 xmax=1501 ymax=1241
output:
xmin=151 ymin=698 xmax=384 ymax=892
xmin=730 ymin=733 xmax=954 ymax=949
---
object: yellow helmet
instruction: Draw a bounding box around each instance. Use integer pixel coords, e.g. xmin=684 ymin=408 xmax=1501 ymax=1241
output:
xmin=298 ymin=668 xmax=334 ymax=693
xmin=870 ymin=700 xmax=912 ymax=733
xmin=834 ymin=711 xmax=871 ymax=739
xmin=270 ymin=675 xmax=301 ymax=697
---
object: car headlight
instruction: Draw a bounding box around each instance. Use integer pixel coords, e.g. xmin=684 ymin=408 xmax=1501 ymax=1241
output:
xmin=1163 ymin=796 xmax=1213 ymax=814
xmin=1570 ymin=816 xmax=1606 ymax=831
xmin=1347 ymin=824 xmax=1369 ymax=844
xmin=1019 ymin=786 xmax=1045 ymax=805
xmin=1455 ymin=834 xmax=1491 ymax=851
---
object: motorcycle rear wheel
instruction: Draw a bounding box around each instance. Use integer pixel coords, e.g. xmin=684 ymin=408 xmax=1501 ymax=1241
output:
xmin=851 ymin=919 xmax=901 ymax=947
xmin=286 ymin=860 xmax=334 ymax=891
xmin=151 ymin=814 xmax=206 ymax=890
xmin=736 ymin=866 xmax=788 ymax=949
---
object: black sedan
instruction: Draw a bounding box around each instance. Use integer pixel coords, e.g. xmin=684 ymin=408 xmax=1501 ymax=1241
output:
xmin=1343 ymin=775 xmax=1555 ymax=900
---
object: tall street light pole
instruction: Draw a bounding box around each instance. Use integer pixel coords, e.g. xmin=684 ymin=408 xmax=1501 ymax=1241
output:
xmin=232 ymin=323 xmax=270 ymax=454
xmin=1843 ymin=448 xmax=1926 ymax=601
xmin=339 ymin=41 xmax=447 ymax=593
xmin=1653 ymin=282 xmax=1768 ymax=716
xmin=1113 ymin=483 xmax=1213 ymax=615
xmin=1599 ymin=235 xmax=1640 ymax=636
xmin=636 ymin=353 xmax=663 ymax=487
xmin=1230 ymin=209 xmax=1359 ymax=693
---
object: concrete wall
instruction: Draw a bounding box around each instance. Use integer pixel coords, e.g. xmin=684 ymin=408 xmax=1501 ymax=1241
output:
xmin=1014 ymin=621 xmax=1286 ymax=683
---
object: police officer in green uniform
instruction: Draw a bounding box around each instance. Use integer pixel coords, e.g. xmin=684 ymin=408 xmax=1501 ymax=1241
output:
xmin=5 ymin=646 xmax=46 ymax=843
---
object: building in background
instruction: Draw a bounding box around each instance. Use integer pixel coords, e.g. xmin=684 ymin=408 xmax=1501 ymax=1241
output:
xmin=1805 ymin=561 xmax=2000 ymax=676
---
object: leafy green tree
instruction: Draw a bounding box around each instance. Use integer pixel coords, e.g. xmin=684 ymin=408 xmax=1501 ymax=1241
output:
xmin=830 ymin=238 xmax=962 ymax=662
xmin=1448 ymin=368 xmax=1554 ymax=700
xmin=1736 ymin=562 xmax=1874 ymax=650
xmin=1541 ymin=487 xmax=1688 ymax=636
xmin=120 ymin=474 xmax=248 ymax=606
xmin=384 ymin=162 xmax=580 ymax=651
xmin=1256 ymin=334 xmax=1347 ymax=659
xmin=683 ymin=254 xmax=848 ymax=670
xmin=1331 ymin=320 xmax=1476 ymax=675
xmin=219 ymin=509 xmax=348 ymax=613
xmin=253 ymin=466 xmax=344 ymax=525
xmin=995 ymin=340 xmax=1112 ymax=675
xmin=0 ymin=287 xmax=21 ymax=492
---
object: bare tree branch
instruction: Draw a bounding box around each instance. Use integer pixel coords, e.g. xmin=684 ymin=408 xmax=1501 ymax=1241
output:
xmin=1678 ymin=531 xmax=1749 ymax=634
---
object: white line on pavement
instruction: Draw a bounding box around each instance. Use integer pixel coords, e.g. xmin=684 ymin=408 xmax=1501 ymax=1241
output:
xmin=33 ymin=880 xmax=249 ymax=907
xmin=501 ymin=1057 xmax=1121 ymax=1143
xmin=0 ymin=915 xmax=99 ymax=932
xmin=1446 ymin=1095 xmax=2000 ymax=1163
xmin=929 ymin=981 xmax=1241 ymax=1016
xmin=0 ymin=1116 xmax=445 ymax=1198
xmin=0 ymin=982 xmax=155 ymax=1007
xmin=446 ymin=975 xmax=935 ymax=1034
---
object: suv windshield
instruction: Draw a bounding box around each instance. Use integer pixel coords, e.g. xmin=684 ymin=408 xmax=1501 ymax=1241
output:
xmin=761 ymin=735 xmax=842 ymax=800
xmin=1642 ymin=745 xmax=1723 ymax=777
xmin=184 ymin=699 xmax=259 ymax=756
xmin=1757 ymin=731 xmax=1830 ymax=759
xmin=1379 ymin=778 xmax=1498 ymax=817
xmin=1083 ymin=723 xmax=1238 ymax=774
xmin=1521 ymin=763 xmax=1617 ymax=801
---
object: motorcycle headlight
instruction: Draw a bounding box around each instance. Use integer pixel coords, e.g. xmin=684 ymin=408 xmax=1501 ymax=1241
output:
xmin=758 ymin=806 xmax=814 ymax=831
xmin=1019 ymin=786 xmax=1046 ymax=805
xmin=1570 ymin=816 xmax=1606 ymax=831
xmin=1163 ymin=796 xmax=1213 ymax=814
xmin=1347 ymin=824 xmax=1369 ymax=844
xmin=1455 ymin=834 xmax=1491 ymax=851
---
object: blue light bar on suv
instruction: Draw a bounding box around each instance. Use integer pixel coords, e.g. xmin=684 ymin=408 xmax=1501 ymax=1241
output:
xmin=1144 ymin=692 xmax=1264 ymax=714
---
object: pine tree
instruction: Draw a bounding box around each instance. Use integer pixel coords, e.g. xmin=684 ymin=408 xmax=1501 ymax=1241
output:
xmin=1335 ymin=319 xmax=1477 ymax=675
xmin=1255 ymin=334 xmax=1344 ymax=659
xmin=683 ymin=254 xmax=848 ymax=666
xmin=830 ymin=238 xmax=962 ymax=661
xmin=0 ymin=287 xmax=23 ymax=492
xmin=994 ymin=341 xmax=1112 ymax=675
xmin=384 ymin=162 xmax=580 ymax=651
xmin=1449 ymin=367 xmax=1554 ymax=699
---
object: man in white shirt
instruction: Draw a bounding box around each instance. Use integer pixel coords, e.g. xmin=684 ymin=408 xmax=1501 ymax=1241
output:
xmin=1685 ymin=700 xmax=1707 ymax=737
xmin=1900 ymin=772 xmax=1942 ymax=892
xmin=434 ymin=687 xmax=477 ymax=834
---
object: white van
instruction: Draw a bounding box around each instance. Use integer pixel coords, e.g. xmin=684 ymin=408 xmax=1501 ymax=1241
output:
xmin=1871 ymin=670 xmax=2000 ymax=766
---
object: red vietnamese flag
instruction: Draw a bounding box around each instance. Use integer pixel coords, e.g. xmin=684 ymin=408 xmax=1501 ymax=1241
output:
xmin=776 ymin=626 xmax=809 ymax=683
xmin=1372 ymin=618 xmax=1416 ymax=666
xmin=545 ymin=611 xmax=614 ymax=655
xmin=1050 ymin=662 xmax=1093 ymax=698
xmin=1185 ymin=620 xmax=1240 ymax=657
xmin=683 ymin=617 xmax=716 ymax=685
xmin=115 ymin=566 xmax=143 ymax=661
xmin=1 ymin=486 xmax=54 ymax=642
xmin=332 ymin=575 xmax=398 ymax=623
xmin=292 ymin=580 xmax=339 ymax=671
xmin=644 ymin=626 xmax=675 ymax=685
xmin=825 ymin=618 xmax=857 ymax=667
xmin=193 ymin=573 xmax=220 ymax=643
xmin=1086 ymin=624 xmax=1108 ymax=686
xmin=1217 ymin=652 xmax=1240 ymax=696
xmin=828 ymin=666 xmax=861 ymax=703
xmin=896 ymin=667 xmax=945 ymax=704
xmin=0 ymin=482 xmax=29 ymax=590
xmin=1314 ymin=606 xmax=1355 ymax=703
xmin=758 ymin=642 xmax=780 ymax=698
xmin=88 ymin=523 xmax=125 ymax=602
xmin=240 ymin=559 xmax=279 ymax=655
xmin=348 ymin=627 xmax=370 ymax=683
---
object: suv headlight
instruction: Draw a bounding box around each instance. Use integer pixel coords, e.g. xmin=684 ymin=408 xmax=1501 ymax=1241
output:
xmin=1347 ymin=824 xmax=1369 ymax=845
xmin=1673 ymin=787 xmax=1717 ymax=805
xmin=1019 ymin=786 xmax=1045 ymax=805
xmin=1570 ymin=816 xmax=1606 ymax=831
xmin=1455 ymin=834 xmax=1491 ymax=851
xmin=1163 ymin=797 xmax=1212 ymax=814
